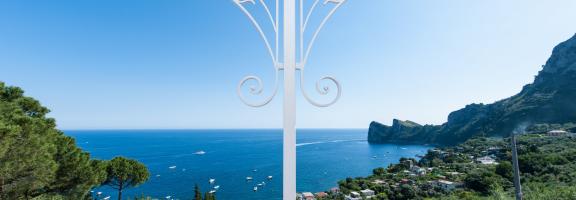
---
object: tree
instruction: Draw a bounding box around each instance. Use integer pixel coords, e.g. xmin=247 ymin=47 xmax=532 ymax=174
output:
xmin=495 ymin=161 xmax=513 ymax=181
xmin=0 ymin=84 xmax=58 ymax=198
xmin=194 ymin=184 xmax=202 ymax=200
xmin=373 ymin=168 xmax=386 ymax=176
xmin=104 ymin=157 xmax=150 ymax=200
xmin=399 ymin=184 xmax=416 ymax=200
xmin=464 ymin=168 xmax=502 ymax=195
xmin=0 ymin=82 xmax=108 ymax=199
xmin=47 ymin=135 xmax=108 ymax=198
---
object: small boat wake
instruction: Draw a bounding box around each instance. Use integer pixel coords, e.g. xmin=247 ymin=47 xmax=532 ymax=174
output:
xmin=296 ymin=139 xmax=365 ymax=147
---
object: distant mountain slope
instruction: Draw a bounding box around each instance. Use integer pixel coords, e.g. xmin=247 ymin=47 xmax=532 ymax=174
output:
xmin=369 ymin=34 xmax=576 ymax=145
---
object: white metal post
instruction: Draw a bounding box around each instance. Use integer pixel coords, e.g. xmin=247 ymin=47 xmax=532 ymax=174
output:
xmin=283 ymin=0 xmax=297 ymax=199
xmin=233 ymin=0 xmax=346 ymax=199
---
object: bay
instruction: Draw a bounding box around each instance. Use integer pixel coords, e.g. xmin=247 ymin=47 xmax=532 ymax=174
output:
xmin=67 ymin=129 xmax=430 ymax=200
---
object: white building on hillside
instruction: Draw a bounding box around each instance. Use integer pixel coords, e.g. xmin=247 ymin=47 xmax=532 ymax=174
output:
xmin=548 ymin=130 xmax=568 ymax=136
xmin=435 ymin=180 xmax=460 ymax=191
xmin=345 ymin=191 xmax=362 ymax=200
xmin=476 ymin=156 xmax=497 ymax=165
xmin=301 ymin=192 xmax=315 ymax=200
xmin=361 ymin=189 xmax=376 ymax=199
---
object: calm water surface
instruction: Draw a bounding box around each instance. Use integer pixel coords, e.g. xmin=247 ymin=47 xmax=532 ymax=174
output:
xmin=67 ymin=129 xmax=430 ymax=200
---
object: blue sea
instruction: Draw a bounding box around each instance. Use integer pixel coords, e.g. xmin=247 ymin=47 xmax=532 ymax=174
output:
xmin=67 ymin=129 xmax=430 ymax=200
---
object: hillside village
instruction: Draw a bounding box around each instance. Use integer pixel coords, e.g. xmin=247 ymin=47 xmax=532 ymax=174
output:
xmin=298 ymin=128 xmax=576 ymax=200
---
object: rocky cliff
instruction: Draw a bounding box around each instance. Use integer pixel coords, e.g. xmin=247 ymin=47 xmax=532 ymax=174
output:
xmin=369 ymin=34 xmax=576 ymax=145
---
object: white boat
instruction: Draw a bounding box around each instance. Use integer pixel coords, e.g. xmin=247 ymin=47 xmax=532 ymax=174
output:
xmin=97 ymin=192 xmax=102 ymax=195
xmin=257 ymin=183 xmax=263 ymax=186
xmin=267 ymin=176 xmax=273 ymax=180
xmin=103 ymin=196 xmax=111 ymax=200
xmin=165 ymin=196 xmax=171 ymax=199
xmin=214 ymin=185 xmax=220 ymax=189
xmin=401 ymin=147 xmax=407 ymax=150
xmin=252 ymin=169 xmax=258 ymax=172
xmin=209 ymin=178 xmax=216 ymax=184
xmin=209 ymin=190 xmax=216 ymax=194
xmin=169 ymin=166 xmax=177 ymax=169
xmin=253 ymin=186 xmax=258 ymax=192
xmin=156 ymin=174 xmax=161 ymax=177
xmin=246 ymin=176 xmax=253 ymax=181
xmin=195 ymin=151 xmax=206 ymax=155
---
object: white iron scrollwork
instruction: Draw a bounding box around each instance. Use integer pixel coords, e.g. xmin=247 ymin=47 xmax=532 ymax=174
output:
xmin=234 ymin=0 xmax=281 ymax=107
xmin=234 ymin=0 xmax=345 ymax=107
xmin=298 ymin=0 xmax=345 ymax=107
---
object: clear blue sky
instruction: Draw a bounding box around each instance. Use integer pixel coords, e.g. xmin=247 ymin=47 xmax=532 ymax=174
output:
xmin=1 ymin=0 xmax=575 ymax=129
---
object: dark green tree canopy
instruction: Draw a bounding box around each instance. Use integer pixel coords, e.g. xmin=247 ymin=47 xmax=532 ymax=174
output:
xmin=0 ymin=82 xmax=109 ymax=199
xmin=104 ymin=156 xmax=150 ymax=200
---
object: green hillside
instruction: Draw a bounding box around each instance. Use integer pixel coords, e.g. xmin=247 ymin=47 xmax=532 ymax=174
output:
xmin=369 ymin=34 xmax=576 ymax=145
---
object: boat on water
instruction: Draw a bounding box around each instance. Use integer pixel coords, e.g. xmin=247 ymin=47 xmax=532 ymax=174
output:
xmin=165 ymin=196 xmax=171 ymax=199
xmin=156 ymin=174 xmax=161 ymax=177
xmin=209 ymin=178 xmax=216 ymax=184
xmin=214 ymin=185 xmax=220 ymax=189
xmin=195 ymin=151 xmax=206 ymax=155
xmin=246 ymin=177 xmax=253 ymax=181
xmin=169 ymin=166 xmax=176 ymax=169
xmin=400 ymin=147 xmax=407 ymax=150
xmin=267 ymin=176 xmax=273 ymax=180
xmin=253 ymin=186 xmax=258 ymax=192
xmin=103 ymin=196 xmax=110 ymax=200
xmin=252 ymin=169 xmax=258 ymax=172
xmin=209 ymin=190 xmax=216 ymax=194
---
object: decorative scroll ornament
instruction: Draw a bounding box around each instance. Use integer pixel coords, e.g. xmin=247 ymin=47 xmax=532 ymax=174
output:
xmin=298 ymin=0 xmax=345 ymax=107
xmin=234 ymin=0 xmax=346 ymax=107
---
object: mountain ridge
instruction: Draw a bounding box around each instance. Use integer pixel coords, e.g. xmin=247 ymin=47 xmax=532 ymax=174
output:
xmin=369 ymin=33 xmax=576 ymax=145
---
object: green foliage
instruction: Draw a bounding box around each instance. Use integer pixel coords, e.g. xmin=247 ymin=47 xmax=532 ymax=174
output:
xmin=523 ymin=182 xmax=576 ymax=200
xmin=0 ymin=83 xmax=58 ymax=198
xmin=373 ymin=168 xmax=386 ymax=176
xmin=104 ymin=157 xmax=150 ymax=200
xmin=464 ymin=168 xmax=503 ymax=196
xmin=338 ymin=177 xmax=363 ymax=193
xmin=398 ymin=184 xmax=416 ymax=200
xmin=526 ymin=123 xmax=576 ymax=134
xmin=0 ymin=82 xmax=108 ymax=199
xmin=194 ymin=184 xmax=202 ymax=200
xmin=428 ymin=189 xmax=513 ymax=200
xmin=334 ymin=131 xmax=576 ymax=200
xmin=495 ymin=162 xmax=513 ymax=181
xmin=48 ymin=137 xmax=108 ymax=198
